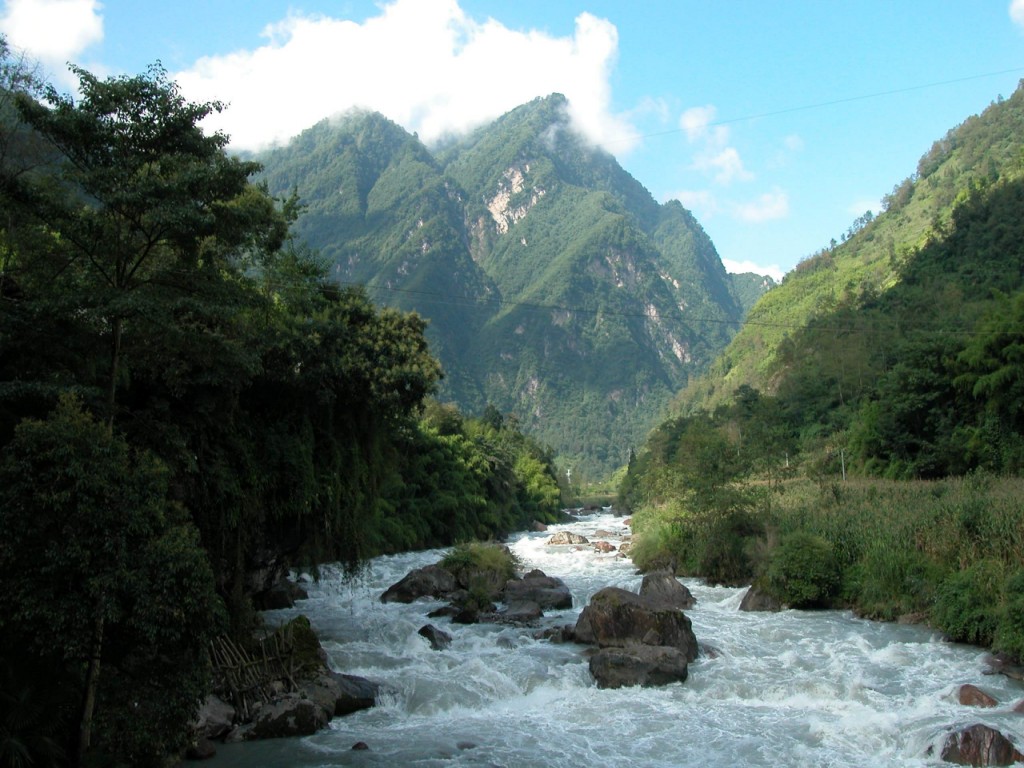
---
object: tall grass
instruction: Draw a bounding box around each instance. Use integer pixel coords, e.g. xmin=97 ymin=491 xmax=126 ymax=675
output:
xmin=630 ymin=473 xmax=1024 ymax=658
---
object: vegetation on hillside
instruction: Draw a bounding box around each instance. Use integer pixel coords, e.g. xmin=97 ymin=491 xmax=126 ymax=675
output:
xmin=256 ymin=94 xmax=769 ymax=478
xmin=622 ymin=82 xmax=1024 ymax=659
xmin=0 ymin=48 xmax=561 ymax=766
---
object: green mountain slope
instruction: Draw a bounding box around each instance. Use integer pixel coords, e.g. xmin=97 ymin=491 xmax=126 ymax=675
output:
xmin=679 ymin=84 xmax=1024 ymax=415
xmin=257 ymin=95 xmax=769 ymax=478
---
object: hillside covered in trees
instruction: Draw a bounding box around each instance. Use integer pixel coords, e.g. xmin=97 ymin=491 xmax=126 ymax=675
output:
xmin=619 ymin=82 xmax=1024 ymax=663
xmin=0 ymin=48 xmax=564 ymax=766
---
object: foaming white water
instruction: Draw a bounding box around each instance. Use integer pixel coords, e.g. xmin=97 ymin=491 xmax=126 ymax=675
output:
xmin=209 ymin=513 xmax=1024 ymax=767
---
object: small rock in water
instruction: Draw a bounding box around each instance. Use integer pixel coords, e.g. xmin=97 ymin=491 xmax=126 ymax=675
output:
xmin=957 ymin=683 xmax=998 ymax=708
xmin=546 ymin=531 xmax=589 ymax=545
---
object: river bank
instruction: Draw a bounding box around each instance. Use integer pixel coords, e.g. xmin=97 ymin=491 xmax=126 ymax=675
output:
xmin=203 ymin=512 xmax=1024 ymax=767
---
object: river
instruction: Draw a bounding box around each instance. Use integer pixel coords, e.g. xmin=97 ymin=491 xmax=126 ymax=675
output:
xmin=208 ymin=512 xmax=1024 ymax=767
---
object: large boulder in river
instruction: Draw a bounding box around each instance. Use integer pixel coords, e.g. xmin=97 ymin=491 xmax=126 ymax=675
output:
xmin=504 ymin=570 xmax=573 ymax=609
xmin=639 ymin=570 xmax=696 ymax=609
xmin=298 ymin=671 xmax=380 ymax=718
xmin=938 ymin=723 xmax=1024 ymax=765
xmin=380 ymin=564 xmax=457 ymax=603
xmin=589 ymin=645 xmax=690 ymax=689
xmin=574 ymin=587 xmax=698 ymax=661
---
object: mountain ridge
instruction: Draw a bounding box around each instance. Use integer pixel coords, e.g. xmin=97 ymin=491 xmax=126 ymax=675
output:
xmin=256 ymin=94 xmax=771 ymax=477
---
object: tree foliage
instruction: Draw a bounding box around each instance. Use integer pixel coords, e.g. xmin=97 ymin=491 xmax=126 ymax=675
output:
xmin=0 ymin=50 xmax=563 ymax=766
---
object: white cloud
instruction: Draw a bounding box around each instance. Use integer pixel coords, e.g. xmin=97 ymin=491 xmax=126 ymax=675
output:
xmin=783 ymin=134 xmax=804 ymax=152
xmin=1011 ymin=0 xmax=1024 ymax=29
xmin=696 ymin=146 xmax=752 ymax=185
xmin=679 ymin=103 xmax=750 ymax=185
xmin=174 ymin=0 xmax=635 ymax=153
xmin=679 ymin=105 xmax=716 ymax=141
xmin=732 ymin=188 xmax=789 ymax=223
xmin=0 ymin=0 xmax=103 ymax=84
xmin=721 ymin=257 xmax=783 ymax=282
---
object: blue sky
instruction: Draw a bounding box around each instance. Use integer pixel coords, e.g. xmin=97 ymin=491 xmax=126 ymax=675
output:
xmin=2 ymin=0 xmax=1023 ymax=280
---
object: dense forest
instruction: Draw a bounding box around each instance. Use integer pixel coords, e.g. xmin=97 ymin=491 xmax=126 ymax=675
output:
xmin=620 ymin=83 xmax=1024 ymax=664
xmin=0 ymin=46 xmax=562 ymax=766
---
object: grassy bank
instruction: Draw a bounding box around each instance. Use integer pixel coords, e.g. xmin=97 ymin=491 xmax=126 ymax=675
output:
xmin=629 ymin=473 xmax=1024 ymax=659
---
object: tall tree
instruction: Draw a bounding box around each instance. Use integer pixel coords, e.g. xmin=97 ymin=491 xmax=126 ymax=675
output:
xmin=9 ymin=63 xmax=286 ymax=426
xmin=0 ymin=396 xmax=219 ymax=766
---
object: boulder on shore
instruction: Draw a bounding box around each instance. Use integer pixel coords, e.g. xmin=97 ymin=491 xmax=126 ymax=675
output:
xmin=589 ymin=645 xmax=690 ymax=689
xmin=738 ymin=585 xmax=783 ymax=612
xmin=938 ymin=723 xmax=1024 ymax=765
xmin=380 ymin=564 xmax=457 ymax=603
xmin=245 ymin=696 xmax=330 ymax=740
xmin=639 ymin=570 xmax=696 ymax=610
xmin=574 ymin=586 xmax=698 ymax=662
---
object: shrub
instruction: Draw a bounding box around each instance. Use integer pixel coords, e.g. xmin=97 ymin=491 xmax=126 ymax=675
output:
xmin=845 ymin=543 xmax=941 ymax=620
xmin=931 ymin=558 xmax=1005 ymax=646
xmin=699 ymin=509 xmax=763 ymax=586
xmin=994 ymin=569 xmax=1024 ymax=662
xmin=764 ymin=532 xmax=840 ymax=608
xmin=441 ymin=542 xmax=518 ymax=599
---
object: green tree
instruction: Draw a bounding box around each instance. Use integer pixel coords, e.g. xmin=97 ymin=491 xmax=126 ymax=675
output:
xmin=8 ymin=63 xmax=286 ymax=426
xmin=0 ymin=396 xmax=219 ymax=766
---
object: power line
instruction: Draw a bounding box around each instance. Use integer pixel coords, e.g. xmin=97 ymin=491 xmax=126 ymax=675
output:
xmin=603 ymin=66 xmax=1024 ymax=147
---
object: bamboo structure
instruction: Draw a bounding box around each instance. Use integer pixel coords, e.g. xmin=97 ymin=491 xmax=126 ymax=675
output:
xmin=208 ymin=624 xmax=301 ymax=721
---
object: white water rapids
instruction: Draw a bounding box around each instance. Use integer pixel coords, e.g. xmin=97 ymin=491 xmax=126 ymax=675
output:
xmin=209 ymin=513 xmax=1024 ymax=767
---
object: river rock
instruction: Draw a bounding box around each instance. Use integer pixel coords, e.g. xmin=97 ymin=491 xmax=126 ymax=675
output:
xmin=547 ymin=531 xmax=590 ymax=545
xmin=380 ymin=564 xmax=457 ymax=603
xmin=739 ymin=584 xmax=783 ymax=612
xmin=958 ymin=683 xmax=998 ymax=707
xmin=246 ymin=696 xmax=330 ymax=740
xmin=593 ymin=541 xmax=617 ymax=553
xmin=938 ymin=723 xmax=1024 ymax=765
xmin=185 ymin=737 xmax=217 ymax=760
xmin=639 ymin=570 xmax=696 ymax=610
xmin=418 ymin=623 xmax=452 ymax=650
xmin=531 ymin=520 xmax=548 ymax=532
xmin=574 ymin=587 xmax=698 ymax=661
xmin=501 ymin=600 xmax=543 ymax=623
xmin=297 ymin=671 xmax=380 ymax=717
xmin=504 ymin=570 xmax=573 ymax=609
xmin=193 ymin=694 xmax=236 ymax=740
xmin=588 ymin=645 xmax=690 ymax=689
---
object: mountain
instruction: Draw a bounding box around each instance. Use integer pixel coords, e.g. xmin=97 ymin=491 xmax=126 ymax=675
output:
xmin=256 ymin=95 xmax=768 ymax=478
xmin=670 ymin=82 xmax=1024 ymax=477
xmin=678 ymin=85 xmax=1024 ymax=415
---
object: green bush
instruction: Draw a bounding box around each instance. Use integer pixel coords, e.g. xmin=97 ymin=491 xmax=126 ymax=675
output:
xmin=846 ymin=543 xmax=942 ymax=620
xmin=441 ymin=542 xmax=518 ymax=600
xmin=994 ymin=569 xmax=1024 ymax=661
xmin=699 ymin=509 xmax=763 ymax=586
xmin=764 ymin=532 xmax=840 ymax=608
xmin=931 ymin=558 xmax=1005 ymax=646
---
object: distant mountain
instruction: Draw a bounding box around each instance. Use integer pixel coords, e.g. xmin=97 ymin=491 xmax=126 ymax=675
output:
xmin=257 ymin=95 xmax=769 ymax=477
